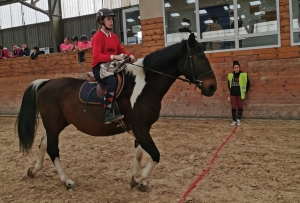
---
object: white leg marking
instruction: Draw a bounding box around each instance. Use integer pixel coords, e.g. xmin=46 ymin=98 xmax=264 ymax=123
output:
xmin=132 ymin=144 xmax=144 ymax=175
xmin=31 ymin=135 xmax=47 ymax=175
xmin=54 ymin=158 xmax=75 ymax=186
xmin=134 ymin=159 xmax=158 ymax=184
xmin=125 ymin=59 xmax=146 ymax=108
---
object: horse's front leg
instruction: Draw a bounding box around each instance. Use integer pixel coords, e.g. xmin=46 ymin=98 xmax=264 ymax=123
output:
xmin=130 ymin=128 xmax=159 ymax=192
xmin=132 ymin=140 xmax=144 ymax=175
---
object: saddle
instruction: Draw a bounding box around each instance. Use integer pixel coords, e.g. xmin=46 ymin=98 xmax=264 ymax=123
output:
xmin=79 ymin=71 xmax=125 ymax=105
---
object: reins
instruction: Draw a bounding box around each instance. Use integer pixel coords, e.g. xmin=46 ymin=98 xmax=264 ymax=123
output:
xmin=128 ymin=63 xmax=191 ymax=83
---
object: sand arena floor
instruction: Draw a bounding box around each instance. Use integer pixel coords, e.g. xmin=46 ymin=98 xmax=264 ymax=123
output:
xmin=0 ymin=117 xmax=299 ymax=203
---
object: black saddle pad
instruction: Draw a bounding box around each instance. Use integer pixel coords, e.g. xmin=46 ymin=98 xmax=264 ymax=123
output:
xmin=79 ymin=81 xmax=104 ymax=105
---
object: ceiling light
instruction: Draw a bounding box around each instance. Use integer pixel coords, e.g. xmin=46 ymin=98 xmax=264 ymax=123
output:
xmin=204 ymin=20 xmax=213 ymax=24
xmin=249 ymin=0 xmax=261 ymax=6
xmin=229 ymin=4 xmax=241 ymax=9
xmin=165 ymin=2 xmax=171 ymax=8
xmin=126 ymin=18 xmax=135 ymax=22
xmin=170 ymin=13 xmax=180 ymax=17
xmin=186 ymin=0 xmax=195 ymax=4
xmin=138 ymin=16 xmax=140 ymax=19
xmin=137 ymin=31 xmax=142 ymax=38
xmin=199 ymin=9 xmax=207 ymax=14
xmin=254 ymin=11 xmax=265 ymax=15
xmin=230 ymin=15 xmax=245 ymax=20
xmin=181 ymin=22 xmax=190 ymax=26
xmin=224 ymin=6 xmax=229 ymax=10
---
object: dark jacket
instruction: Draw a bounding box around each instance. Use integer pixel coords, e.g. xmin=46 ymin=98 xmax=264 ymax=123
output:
xmin=18 ymin=48 xmax=30 ymax=56
xmin=228 ymin=71 xmax=250 ymax=96
xmin=31 ymin=50 xmax=45 ymax=59
xmin=231 ymin=19 xmax=243 ymax=29
xmin=178 ymin=27 xmax=192 ymax=33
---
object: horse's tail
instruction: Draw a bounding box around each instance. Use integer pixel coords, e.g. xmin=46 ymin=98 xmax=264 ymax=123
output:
xmin=16 ymin=79 xmax=50 ymax=153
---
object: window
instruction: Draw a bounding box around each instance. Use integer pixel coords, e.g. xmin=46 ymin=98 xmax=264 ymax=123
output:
xmin=122 ymin=7 xmax=142 ymax=45
xmin=163 ymin=0 xmax=280 ymax=51
xmin=290 ymin=0 xmax=300 ymax=45
xmin=164 ymin=0 xmax=197 ymax=44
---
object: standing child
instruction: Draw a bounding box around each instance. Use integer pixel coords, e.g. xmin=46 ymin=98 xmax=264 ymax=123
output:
xmin=78 ymin=35 xmax=91 ymax=63
xmin=228 ymin=60 xmax=250 ymax=126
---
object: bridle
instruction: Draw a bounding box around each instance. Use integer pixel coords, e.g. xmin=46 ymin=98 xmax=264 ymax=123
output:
xmin=184 ymin=40 xmax=214 ymax=89
xmin=128 ymin=40 xmax=214 ymax=89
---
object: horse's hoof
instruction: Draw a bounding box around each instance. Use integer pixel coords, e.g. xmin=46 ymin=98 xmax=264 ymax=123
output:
xmin=130 ymin=176 xmax=138 ymax=188
xmin=27 ymin=167 xmax=35 ymax=178
xmin=137 ymin=183 xmax=149 ymax=192
xmin=66 ymin=182 xmax=79 ymax=190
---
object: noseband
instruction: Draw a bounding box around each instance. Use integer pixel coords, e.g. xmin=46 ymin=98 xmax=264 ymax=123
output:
xmin=184 ymin=40 xmax=214 ymax=89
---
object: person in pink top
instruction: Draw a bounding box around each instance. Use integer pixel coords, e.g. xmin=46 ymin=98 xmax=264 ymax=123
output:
xmin=60 ymin=36 xmax=73 ymax=52
xmin=78 ymin=35 xmax=92 ymax=52
xmin=77 ymin=35 xmax=92 ymax=63
xmin=71 ymin=35 xmax=79 ymax=51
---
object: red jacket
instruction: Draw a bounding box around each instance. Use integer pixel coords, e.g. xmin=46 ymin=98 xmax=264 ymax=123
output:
xmin=0 ymin=48 xmax=10 ymax=59
xmin=92 ymin=30 xmax=130 ymax=67
xmin=12 ymin=47 xmax=21 ymax=58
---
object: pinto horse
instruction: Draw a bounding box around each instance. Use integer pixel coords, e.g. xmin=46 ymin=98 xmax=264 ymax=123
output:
xmin=16 ymin=33 xmax=217 ymax=191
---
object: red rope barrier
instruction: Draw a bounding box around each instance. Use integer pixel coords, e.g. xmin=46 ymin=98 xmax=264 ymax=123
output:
xmin=178 ymin=126 xmax=238 ymax=203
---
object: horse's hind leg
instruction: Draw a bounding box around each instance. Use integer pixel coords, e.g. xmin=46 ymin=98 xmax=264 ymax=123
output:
xmin=27 ymin=135 xmax=47 ymax=177
xmin=46 ymin=130 xmax=78 ymax=190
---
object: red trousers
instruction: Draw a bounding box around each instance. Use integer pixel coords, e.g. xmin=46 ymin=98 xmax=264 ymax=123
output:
xmin=230 ymin=95 xmax=243 ymax=109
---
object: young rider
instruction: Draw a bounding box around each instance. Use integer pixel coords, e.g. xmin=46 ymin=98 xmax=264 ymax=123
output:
xmin=92 ymin=8 xmax=136 ymax=124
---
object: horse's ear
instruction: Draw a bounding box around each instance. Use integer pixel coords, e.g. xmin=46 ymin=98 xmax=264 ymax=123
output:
xmin=188 ymin=33 xmax=196 ymax=47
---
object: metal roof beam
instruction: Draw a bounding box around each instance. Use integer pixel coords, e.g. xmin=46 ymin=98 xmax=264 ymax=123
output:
xmin=14 ymin=0 xmax=49 ymax=15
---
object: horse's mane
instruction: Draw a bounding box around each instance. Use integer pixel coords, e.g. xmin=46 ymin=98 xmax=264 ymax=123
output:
xmin=143 ymin=40 xmax=186 ymax=71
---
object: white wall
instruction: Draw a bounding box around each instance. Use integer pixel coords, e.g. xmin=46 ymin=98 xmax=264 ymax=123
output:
xmin=139 ymin=0 xmax=163 ymax=20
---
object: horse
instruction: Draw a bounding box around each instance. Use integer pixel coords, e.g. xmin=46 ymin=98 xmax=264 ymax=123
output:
xmin=16 ymin=33 xmax=217 ymax=191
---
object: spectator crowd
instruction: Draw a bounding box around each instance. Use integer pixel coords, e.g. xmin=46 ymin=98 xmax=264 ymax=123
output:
xmin=0 ymin=29 xmax=96 ymax=61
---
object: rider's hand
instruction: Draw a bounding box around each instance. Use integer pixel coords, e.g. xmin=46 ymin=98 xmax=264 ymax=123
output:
xmin=113 ymin=54 xmax=124 ymax=61
xmin=129 ymin=55 xmax=136 ymax=63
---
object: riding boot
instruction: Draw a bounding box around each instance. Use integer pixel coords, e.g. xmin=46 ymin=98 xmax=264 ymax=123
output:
xmin=104 ymin=91 xmax=124 ymax=124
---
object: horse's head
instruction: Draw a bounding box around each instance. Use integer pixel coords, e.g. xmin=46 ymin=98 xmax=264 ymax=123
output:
xmin=178 ymin=33 xmax=217 ymax=97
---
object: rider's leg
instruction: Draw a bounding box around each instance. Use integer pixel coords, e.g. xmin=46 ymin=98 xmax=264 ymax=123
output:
xmin=101 ymin=76 xmax=124 ymax=124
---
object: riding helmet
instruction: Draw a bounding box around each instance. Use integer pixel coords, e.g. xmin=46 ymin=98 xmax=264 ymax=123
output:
xmin=71 ymin=35 xmax=78 ymax=41
xmin=80 ymin=35 xmax=88 ymax=40
xmin=96 ymin=8 xmax=116 ymax=23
